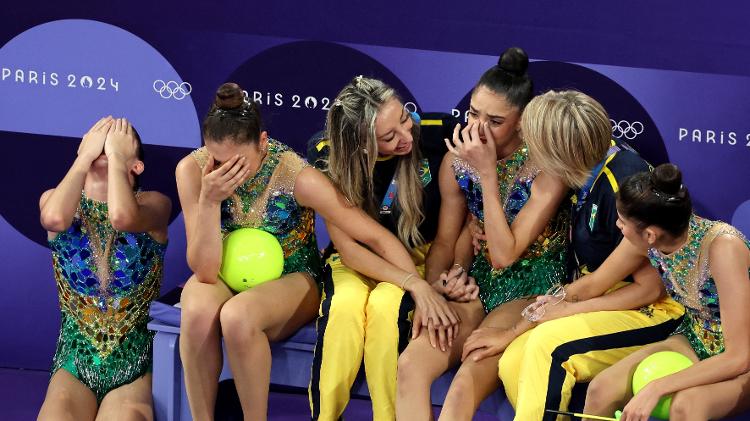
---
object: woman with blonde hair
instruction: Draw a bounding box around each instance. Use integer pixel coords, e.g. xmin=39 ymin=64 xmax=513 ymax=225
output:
xmin=307 ymin=76 xmax=462 ymax=421
xmin=465 ymin=90 xmax=684 ymax=421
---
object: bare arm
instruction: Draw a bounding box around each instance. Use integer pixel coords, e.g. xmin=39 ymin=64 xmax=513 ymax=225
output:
xmin=40 ymin=117 xmax=113 ymax=232
xmin=175 ymin=153 xmax=252 ymax=283
xmin=453 ymin=221 xmax=476 ymax=271
xmin=445 ymin=122 xmax=568 ymax=269
xmin=105 ymin=119 xmax=170 ymax=238
xmin=295 ymin=167 xmax=417 ymax=279
xmin=530 ymin=238 xmax=663 ymax=323
xmin=295 ymin=166 xmax=460 ymax=333
xmin=480 ymin=171 xmax=568 ymax=268
xmin=424 ymin=153 xmax=467 ymax=283
xmin=325 ymin=222 xmax=416 ymax=286
xmin=565 ymin=239 xmax=649 ymax=302
xmin=570 ymin=260 xmax=665 ymax=313
xmin=462 ymin=237 xmax=662 ymax=360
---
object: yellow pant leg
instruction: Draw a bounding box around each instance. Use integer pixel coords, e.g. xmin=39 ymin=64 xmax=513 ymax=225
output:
xmin=500 ymin=297 xmax=683 ymax=421
xmin=498 ymin=328 xmax=530 ymax=409
xmin=363 ymin=281 xmax=414 ymax=421
xmin=310 ymin=255 xmax=374 ymax=421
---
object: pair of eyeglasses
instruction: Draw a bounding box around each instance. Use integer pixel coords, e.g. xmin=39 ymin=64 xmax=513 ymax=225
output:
xmin=521 ymin=284 xmax=566 ymax=322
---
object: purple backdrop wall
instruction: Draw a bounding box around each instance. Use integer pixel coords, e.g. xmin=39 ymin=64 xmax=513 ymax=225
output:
xmin=1 ymin=2 xmax=749 ymax=370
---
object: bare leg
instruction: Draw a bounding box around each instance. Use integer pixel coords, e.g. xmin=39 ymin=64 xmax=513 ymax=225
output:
xmin=95 ymin=374 xmax=153 ymax=421
xmin=179 ymin=275 xmax=233 ymax=421
xmin=37 ymin=369 xmax=98 ymax=421
xmin=438 ymin=298 xmax=533 ymax=421
xmin=396 ymin=300 xmax=485 ymax=421
xmin=583 ymin=335 xmax=698 ymax=420
xmin=221 ymin=272 xmax=320 ymax=421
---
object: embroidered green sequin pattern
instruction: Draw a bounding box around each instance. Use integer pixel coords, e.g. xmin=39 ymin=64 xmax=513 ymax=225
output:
xmin=648 ymin=215 xmax=750 ymax=359
xmin=191 ymin=140 xmax=322 ymax=282
xmin=49 ymin=194 xmax=165 ymax=401
xmin=452 ymin=144 xmax=569 ymax=312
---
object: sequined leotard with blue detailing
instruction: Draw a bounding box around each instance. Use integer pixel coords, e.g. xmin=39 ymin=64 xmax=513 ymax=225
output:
xmin=452 ymin=144 xmax=568 ymax=313
xmin=647 ymin=215 xmax=750 ymax=360
xmin=191 ymin=139 xmax=322 ymax=287
xmin=49 ymin=193 xmax=166 ymax=402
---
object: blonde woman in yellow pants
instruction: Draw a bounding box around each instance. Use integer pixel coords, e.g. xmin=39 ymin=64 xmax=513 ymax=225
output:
xmin=307 ymin=77 xmax=471 ymax=421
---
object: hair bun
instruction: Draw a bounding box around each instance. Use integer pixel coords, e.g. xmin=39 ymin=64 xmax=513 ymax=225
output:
xmin=498 ymin=47 xmax=529 ymax=77
xmin=215 ymin=82 xmax=245 ymax=110
xmin=651 ymin=163 xmax=683 ymax=195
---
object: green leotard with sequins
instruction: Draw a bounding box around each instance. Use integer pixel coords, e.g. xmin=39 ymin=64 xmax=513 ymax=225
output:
xmin=648 ymin=215 xmax=750 ymax=360
xmin=452 ymin=144 xmax=569 ymax=313
xmin=49 ymin=193 xmax=166 ymax=402
xmin=191 ymin=139 xmax=323 ymax=288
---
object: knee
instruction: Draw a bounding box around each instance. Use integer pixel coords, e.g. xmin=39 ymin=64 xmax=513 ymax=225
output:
xmin=219 ymin=295 xmax=264 ymax=346
xmin=585 ymin=375 xmax=623 ymax=411
xmin=669 ymin=389 xmax=704 ymax=420
xmin=444 ymin=367 xmax=474 ymax=405
xmin=397 ymin=348 xmax=425 ymax=389
xmin=366 ymin=284 xmax=402 ymax=320
xmin=326 ymin=283 xmax=369 ymax=320
xmin=115 ymin=401 xmax=152 ymax=421
xmin=38 ymin=393 xmax=77 ymax=421
xmin=180 ymin=286 xmax=220 ymax=339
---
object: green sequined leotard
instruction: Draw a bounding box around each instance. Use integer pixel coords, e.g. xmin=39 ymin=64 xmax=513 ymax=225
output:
xmin=452 ymin=144 xmax=568 ymax=313
xmin=191 ymin=139 xmax=322 ymax=287
xmin=648 ymin=216 xmax=750 ymax=360
xmin=49 ymin=193 xmax=166 ymax=401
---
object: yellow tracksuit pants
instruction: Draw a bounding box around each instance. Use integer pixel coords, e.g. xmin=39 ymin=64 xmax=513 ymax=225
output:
xmin=309 ymin=246 xmax=428 ymax=421
xmin=498 ymin=293 xmax=684 ymax=421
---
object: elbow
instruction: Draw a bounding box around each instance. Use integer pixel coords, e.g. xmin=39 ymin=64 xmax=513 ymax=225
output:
xmin=638 ymin=283 xmax=666 ymax=307
xmin=187 ymin=255 xmax=220 ymax=284
xmin=337 ymin=251 xmax=354 ymax=269
xmin=487 ymin=241 xmax=520 ymax=270
xmin=730 ymin=353 xmax=750 ymax=376
xmin=190 ymin=262 xmax=219 ymax=284
xmin=489 ymin=252 xmax=517 ymax=270
xmin=713 ymin=349 xmax=750 ymax=377
xmin=194 ymin=271 xmax=219 ymax=284
xmin=109 ymin=210 xmax=136 ymax=232
xmin=40 ymin=212 xmax=69 ymax=232
xmin=646 ymin=287 xmax=664 ymax=305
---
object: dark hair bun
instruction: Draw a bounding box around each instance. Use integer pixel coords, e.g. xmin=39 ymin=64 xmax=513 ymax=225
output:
xmin=215 ymin=82 xmax=245 ymax=109
xmin=498 ymin=47 xmax=529 ymax=77
xmin=651 ymin=163 xmax=683 ymax=195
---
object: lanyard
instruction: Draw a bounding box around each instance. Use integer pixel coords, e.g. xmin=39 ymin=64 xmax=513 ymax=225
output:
xmin=379 ymin=158 xmax=431 ymax=215
xmin=574 ymin=143 xmax=620 ymax=211
xmin=379 ymin=176 xmax=399 ymax=215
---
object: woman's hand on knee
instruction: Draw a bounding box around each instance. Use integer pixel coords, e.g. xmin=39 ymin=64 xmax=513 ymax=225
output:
xmin=461 ymin=327 xmax=512 ymax=362
xmin=409 ymin=279 xmax=461 ymax=339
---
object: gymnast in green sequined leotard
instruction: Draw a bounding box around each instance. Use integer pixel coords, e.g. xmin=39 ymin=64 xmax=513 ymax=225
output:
xmin=582 ymin=164 xmax=750 ymax=420
xmin=50 ymin=193 xmax=165 ymax=402
xmin=177 ymin=83 xmax=442 ymax=420
xmin=451 ymin=143 xmax=568 ymax=313
xmin=396 ymin=47 xmax=571 ymax=420
xmin=38 ymin=117 xmax=171 ymax=420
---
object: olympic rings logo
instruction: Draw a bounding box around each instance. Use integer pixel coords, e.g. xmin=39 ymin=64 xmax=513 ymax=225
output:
xmin=611 ymin=119 xmax=644 ymax=140
xmin=153 ymin=80 xmax=192 ymax=100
